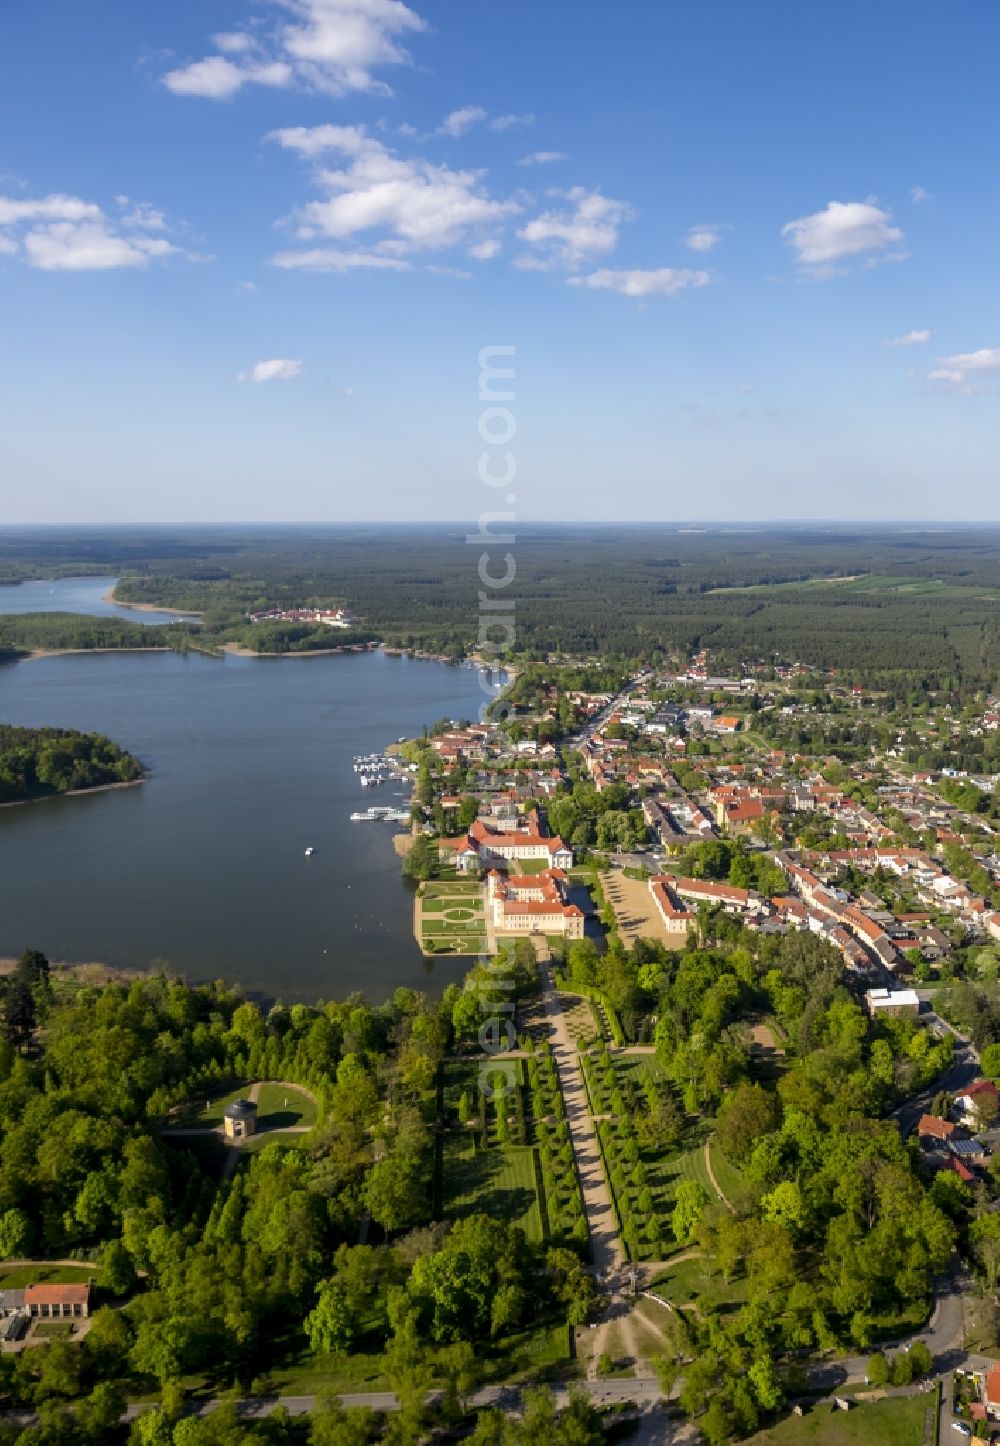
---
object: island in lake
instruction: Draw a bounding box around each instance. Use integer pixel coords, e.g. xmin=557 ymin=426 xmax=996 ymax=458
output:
xmin=0 ymin=723 xmax=143 ymax=805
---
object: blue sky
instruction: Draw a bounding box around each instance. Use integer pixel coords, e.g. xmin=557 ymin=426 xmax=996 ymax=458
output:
xmin=1 ymin=0 xmax=998 ymax=524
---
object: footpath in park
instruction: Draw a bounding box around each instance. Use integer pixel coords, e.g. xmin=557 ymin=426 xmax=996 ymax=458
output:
xmin=533 ymin=940 xmax=624 ymax=1285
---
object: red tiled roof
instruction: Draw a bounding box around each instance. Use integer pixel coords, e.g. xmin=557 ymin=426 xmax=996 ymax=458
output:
xmin=649 ymin=878 xmax=695 ymax=921
xmin=917 ymin=1114 xmax=956 ymax=1141
xmin=25 ymin=1284 xmax=90 ymax=1307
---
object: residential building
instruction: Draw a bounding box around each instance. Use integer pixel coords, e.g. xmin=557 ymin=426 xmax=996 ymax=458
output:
xmin=864 ymin=988 xmax=920 ymax=1019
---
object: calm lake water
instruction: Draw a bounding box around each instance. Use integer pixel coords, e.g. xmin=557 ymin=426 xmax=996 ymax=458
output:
xmin=0 ymin=575 xmax=198 ymax=625
xmin=0 ymin=646 xmax=494 ymax=1001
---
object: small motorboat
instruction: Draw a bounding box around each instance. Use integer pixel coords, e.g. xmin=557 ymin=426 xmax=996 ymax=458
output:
xmin=304 ymin=846 xmax=314 ymax=857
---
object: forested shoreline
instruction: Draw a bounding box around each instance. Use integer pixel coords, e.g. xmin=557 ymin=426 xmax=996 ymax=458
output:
xmin=0 ymin=725 xmax=143 ymax=804
xmin=5 ymin=525 xmax=1000 ymax=690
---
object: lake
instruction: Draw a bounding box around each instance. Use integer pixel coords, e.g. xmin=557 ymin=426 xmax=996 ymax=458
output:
xmin=0 ymin=575 xmax=198 ymax=625
xmin=0 ymin=647 xmax=496 ymax=1001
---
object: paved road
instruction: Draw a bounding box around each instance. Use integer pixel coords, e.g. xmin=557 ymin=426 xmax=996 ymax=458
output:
xmin=806 ymin=1257 xmax=973 ymax=1395
xmin=118 ymin=1379 xmax=679 ymax=1426
xmin=893 ymin=1010 xmax=980 ymax=1137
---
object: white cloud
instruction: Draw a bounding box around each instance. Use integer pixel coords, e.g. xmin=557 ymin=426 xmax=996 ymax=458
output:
xmin=239 ymin=358 xmax=303 ymax=383
xmin=517 ymin=187 xmax=631 ymax=268
xmin=928 ymin=348 xmax=1000 ymax=384
xmin=490 ymin=113 xmax=534 ymax=131
xmin=0 ymin=194 xmax=100 ymax=225
xmin=567 ymin=266 xmax=710 ymax=298
xmin=468 ymin=238 xmax=501 ymax=260
xmin=268 ymin=124 xmax=517 ymax=259
xmin=436 ymin=106 xmax=486 ymax=138
xmin=213 ymin=31 xmax=255 ymax=55
xmin=425 ymin=263 xmax=471 ymax=278
xmin=24 ymin=223 xmax=174 ymax=271
xmin=119 ymin=201 xmax=169 ymax=231
xmin=267 ymin=123 xmax=371 ymax=157
xmin=164 ymin=0 xmax=426 ymax=99
xmin=910 ymin=185 xmax=930 ymax=204
xmin=685 ymin=225 xmax=721 ymax=253
xmin=0 ymin=192 xmax=181 ymax=270
xmin=165 ymin=56 xmax=249 ymax=98
xmin=517 ymin=150 xmax=567 ymax=167
xmin=781 ymin=199 xmax=903 ymax=271
xmin=270 ymin=246 xmax=411 ymax=271
xmin=883 ymin=329 xmax=930 ymax=348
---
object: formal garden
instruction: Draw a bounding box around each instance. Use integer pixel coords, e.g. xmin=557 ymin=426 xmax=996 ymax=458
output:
xmin=437 ymin=1049 xmax=588 ymax=1249
xmin=418 ymin=879 xmax=489 ymax=955
xmin=580 ymin=1042 xmax=744 ymax=1263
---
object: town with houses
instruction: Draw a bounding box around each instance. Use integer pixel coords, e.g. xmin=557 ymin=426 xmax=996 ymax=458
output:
xmin=404 ymin=650 xmax=1000 ymax=993
xmin=393 ymin=646 xmax=1000 ymax=1431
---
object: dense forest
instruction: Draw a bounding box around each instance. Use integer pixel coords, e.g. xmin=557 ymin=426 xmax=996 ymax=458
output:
xmin=0 ymin=725 xmax=143 ymax=804
xmin=0 ymin=953 xmax=604 ymax=1443
xmin=0 ymin=918 xmax=963 ymax=1443
xmin=4 ymin=524 xmax=1000 ymax=687
xmin=0 ymin=611 xmax=377 ymax=661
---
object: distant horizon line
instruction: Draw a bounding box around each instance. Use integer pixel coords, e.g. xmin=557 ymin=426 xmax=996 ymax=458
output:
xmin=8 ymin=519 xmax=1000 ymax=531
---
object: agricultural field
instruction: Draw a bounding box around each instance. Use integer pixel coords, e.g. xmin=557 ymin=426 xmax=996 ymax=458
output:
xmin=417 ymin=880 xmax=488 ymax=955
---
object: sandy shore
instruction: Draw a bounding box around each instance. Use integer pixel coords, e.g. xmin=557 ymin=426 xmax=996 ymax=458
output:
xmin=0 ymin=775 xmax=146 ymax=809
xmin=221 ymin=641 xmax=376 ymax=659
xmin=21 ymin=646 xmax=170 ymax=661
xmin=102 ymin=587 xmax=202 ymax=619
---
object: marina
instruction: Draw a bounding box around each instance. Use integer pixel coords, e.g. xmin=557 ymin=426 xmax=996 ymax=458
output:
xmin=352 ymin=750 xmax=412 ymax=789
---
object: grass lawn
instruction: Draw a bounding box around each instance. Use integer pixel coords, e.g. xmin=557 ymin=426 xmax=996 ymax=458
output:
xmin=0 ymin=1265 xmax=93 ymax=1288
xmin=746 ymin=1392 xmax=931 ymax=1443
xmin=709 ymin=1140 xmax=746 ymax=1203
xmin=651 ymin=1254 xmax=750 ymax=1312
xmin=600 ymin=1129 xmax=716 ymax=1262
xmin=266 ymin=1350 xmax=391 ymax=1397
xmin=255 ymin=1082 xmax=318 ymax=1131
xmin=183 ymin=1084 xmax=251 ymax=1129
xmin=669 ymin=1140 xmax=716 ymax=1198
xmin=423 ymin=880 xmax=482 ymax=896
xmin=440 ymin=1134 xmax=544 ymax=1242
xmin=267 ymin=1320 xmax=572 ymax=1396
xmin=515 ymin=858 xmax=551 ymax=874
xmin=476 ymin=1320 xmax=574 ymax=1384
xmin=31 ymin=1320 xmax=75 ymax=1338
xmin=424 ymin=936 xmax=488 ymax=954
xmin=419 ymin=885 xmax=486 ymax=957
